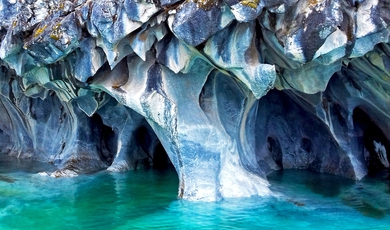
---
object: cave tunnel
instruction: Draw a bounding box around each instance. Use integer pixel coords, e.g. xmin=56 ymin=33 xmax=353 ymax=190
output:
xmin=267 ymin=136 xmax=283 ymax=170
xmin=134 ymin=126 xmax=173 ymax=170
xmin=0 ymin=128 xmax=10 ymax=154
xmin=353 ymin=107 xmax=390 ymax=178
xmin=92 ymin=113 xmax=117 ymax=165
xmin=90 ymin=112 xmax=173 ymax=172
xmin=152 ymin=143 xmax=172 ymax=170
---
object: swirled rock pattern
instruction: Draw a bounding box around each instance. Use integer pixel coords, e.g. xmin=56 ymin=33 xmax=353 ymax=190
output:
xmin=0 ymin=0 xmax=389 ymax=201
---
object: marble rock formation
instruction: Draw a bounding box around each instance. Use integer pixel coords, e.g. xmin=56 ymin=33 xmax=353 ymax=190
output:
xmin=0 ymin=0 xmax=389 ymax=201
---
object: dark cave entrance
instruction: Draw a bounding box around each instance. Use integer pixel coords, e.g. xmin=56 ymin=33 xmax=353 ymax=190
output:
xmin=134 ymin=126 xmax=172 ymax=170
xmin=153 ymin=143 xmax=172 ymax=170
xmin=353 ymin=107 xmax=390 ymax=178
xmin=267 ymin=136 xmax=283 ymax=170
xmin=92 ymin=114 xmax=117 ymax=165
xmin=90 ymin=98 xmax=175 ymax=172
xmin=0 ymin=128 xmax=10 ymax=153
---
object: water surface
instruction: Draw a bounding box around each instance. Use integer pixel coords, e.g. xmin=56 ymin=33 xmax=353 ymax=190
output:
xmin=0 ymin=156 xmax=389 ymax=229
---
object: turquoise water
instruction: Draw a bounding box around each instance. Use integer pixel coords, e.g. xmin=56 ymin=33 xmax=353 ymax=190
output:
xmin=0 ymin=155 xmax=390 ymax=229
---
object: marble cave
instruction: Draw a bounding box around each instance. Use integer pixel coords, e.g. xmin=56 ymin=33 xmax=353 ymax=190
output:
xmin=0 ymin=0 xmax=389 ymax=201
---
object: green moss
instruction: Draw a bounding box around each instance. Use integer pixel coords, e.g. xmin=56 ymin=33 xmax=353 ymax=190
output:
xmin=50 ymin=33 xmax=60 ymax=40
xmin=33 ymin=25 xmax=48 ymax=38
xmin=50 ymin=23 xmax=62 ymax=41
xmin=193 ymin=0 xmax=217 ymax=11
xmin=240 ymin=0 xmax=260 ymax=9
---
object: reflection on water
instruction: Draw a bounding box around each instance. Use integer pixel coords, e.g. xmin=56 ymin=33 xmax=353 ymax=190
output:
xmin=0 ymin=175 xmax=14 ymax=183
xmin=0 ymin=156 xmax=389 ymax=229
xmin=267 ymin=170 xmax=355 ymax=197
xmin=0 ymin=154 xmax=56 ymax=174
xmin=0 ymin=154 xmax=179 ymax=229
xmin=342 ymin=195 xmax=386 ymax=219
xmin=268 ymin=170 xmax=390 ymax=220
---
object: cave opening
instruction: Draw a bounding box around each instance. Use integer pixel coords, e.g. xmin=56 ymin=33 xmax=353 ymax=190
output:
xmin=353 ymin=107 xmax=390 ymax=178
xmin=91 ymin=114 xmax=117 ymax=165
xmin=134 ymin=126 xmax=152 ymax=156
xmin=133 ymin=125 xmax=173 ymax=170
xmin=300 ymin=138 xmax=313 ymax=155
xmin=153 ymin=143 xmax=172 ymax=170
xmin=0 ymin=128 xmax=10 ymax=154
xmin=267 ymin=136 xmax=283 ymax=170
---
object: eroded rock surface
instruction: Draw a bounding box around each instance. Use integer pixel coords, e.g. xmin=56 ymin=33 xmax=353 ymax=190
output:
xmin=0 ymin=0 xmax=389 ymax=201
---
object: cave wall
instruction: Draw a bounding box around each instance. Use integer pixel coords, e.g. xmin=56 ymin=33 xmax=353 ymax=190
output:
xmin=0 ymin=0 xmax=389 ymax=200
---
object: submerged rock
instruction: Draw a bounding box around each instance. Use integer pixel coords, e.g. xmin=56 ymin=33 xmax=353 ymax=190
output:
xmin=0 ymin=0 xmax=389 ymax=201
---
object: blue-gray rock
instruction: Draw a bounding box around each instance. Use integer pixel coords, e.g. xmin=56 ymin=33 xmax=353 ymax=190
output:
xmin=124 ymin=0 xmax=160 ymax=23
xmin=171 ymin=1 xmax=234 ymax=47
xmin=204 ymin=21 xmax=276 ymax=98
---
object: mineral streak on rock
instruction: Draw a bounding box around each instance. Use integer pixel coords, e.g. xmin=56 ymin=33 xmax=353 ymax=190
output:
xmin=0 ymin=0 xmax=389 ymax=201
